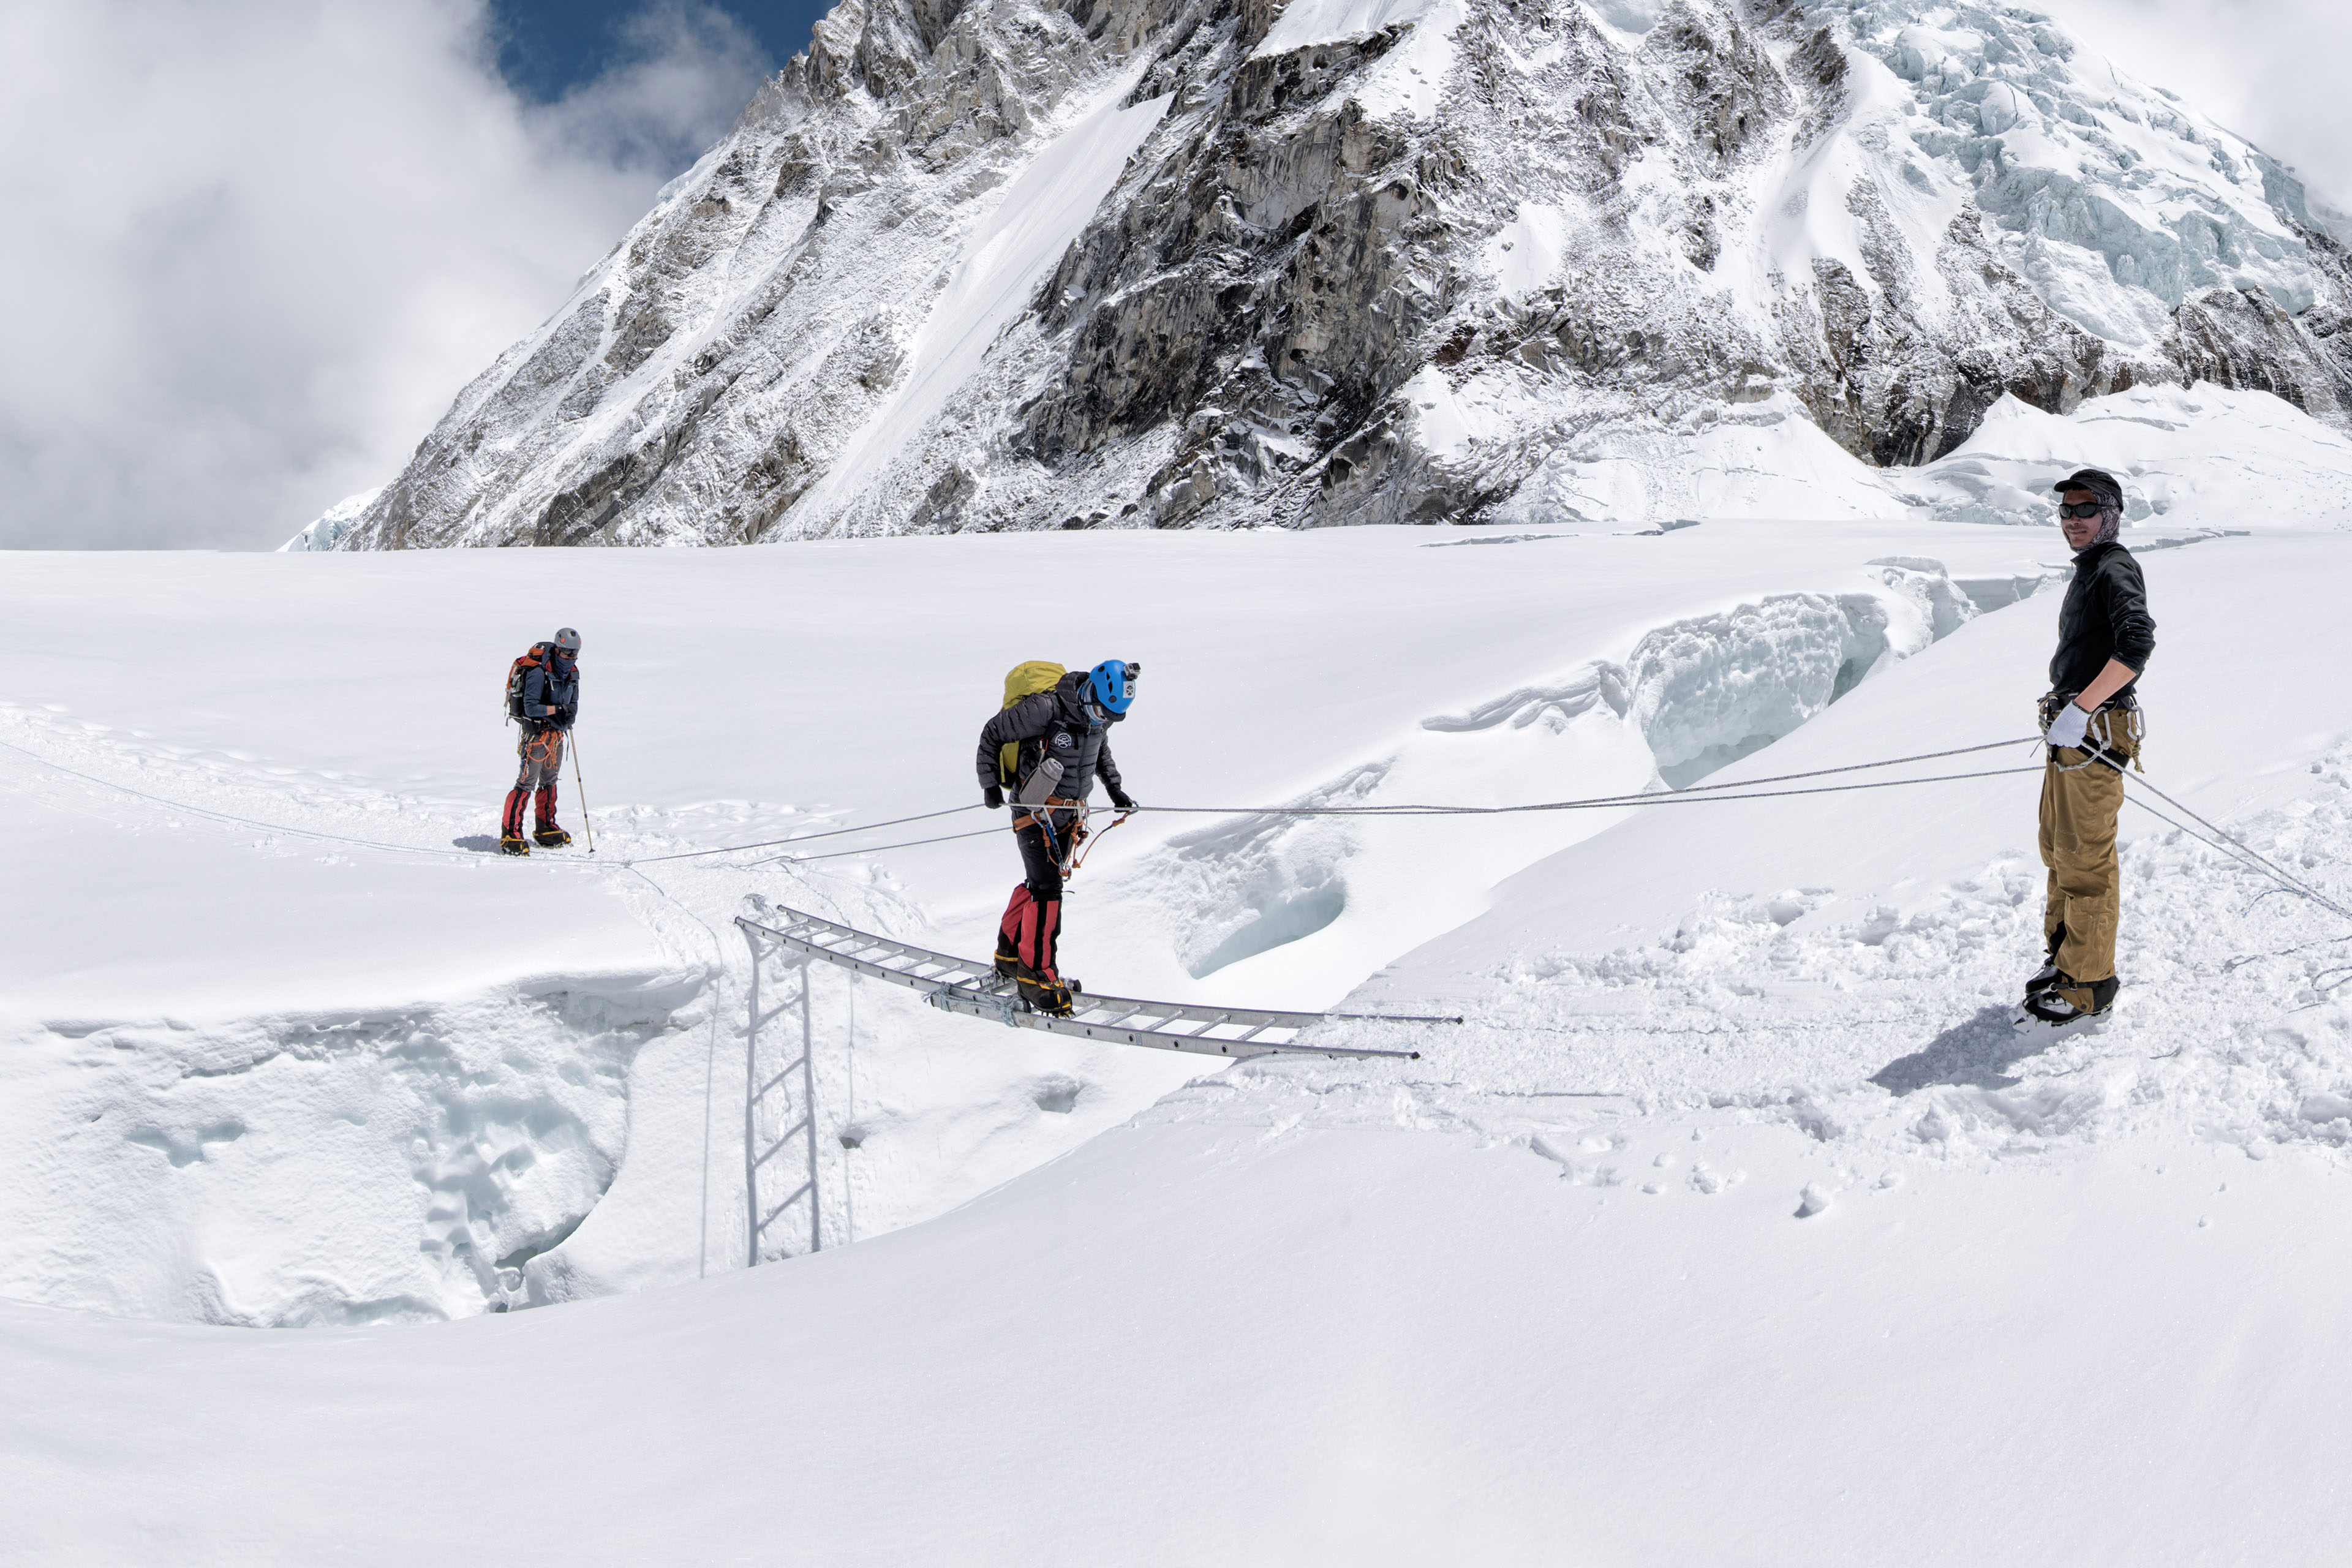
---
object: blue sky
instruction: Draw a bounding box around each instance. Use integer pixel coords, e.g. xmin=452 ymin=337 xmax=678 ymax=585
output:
xmin=493 ymin=0 xmax=827 ymax=104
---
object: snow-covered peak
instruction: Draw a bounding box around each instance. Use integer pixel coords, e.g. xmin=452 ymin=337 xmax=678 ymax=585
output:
xmin=312 ymin=0 xmax=2352 ymax=549
xmin=279 ymin=488 xmax=382 ymax=552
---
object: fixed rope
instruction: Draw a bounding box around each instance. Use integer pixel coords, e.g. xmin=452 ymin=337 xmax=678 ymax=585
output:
xmin=617 ymin=737 xmax=2051 ymax=862
xmin=1125 ymin=737 xmax=2041 ymax=818
xmin=17 ymin=725 xmax=2345 ymax=932
xmin=0 ymin=734 xmax=2047 ymax=867
xmin=748 ymin=826 xmax=1004 ymax=865
xmin=2119 ymin=772 xmax=2352 ymax=927
xmin=624 ymin=803 xmax=985 ymax=864
xmin=0 ymin=735 xmax=480 ymax=861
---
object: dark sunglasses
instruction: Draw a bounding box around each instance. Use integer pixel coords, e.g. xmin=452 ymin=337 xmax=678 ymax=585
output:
xmin=2057 ymin=500 xmax=2106 ymax=519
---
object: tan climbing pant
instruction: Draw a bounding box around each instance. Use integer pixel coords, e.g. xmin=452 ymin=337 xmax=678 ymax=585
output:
xmin=2038 ymin=707 xmax=2142 ymax=984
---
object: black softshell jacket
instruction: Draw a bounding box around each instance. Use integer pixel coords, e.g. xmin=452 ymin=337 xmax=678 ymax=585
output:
xmin=977 ymin=674 xmax=1125 ymax=803
xmin=2049 ymin=540 xmax=2155 ymax=699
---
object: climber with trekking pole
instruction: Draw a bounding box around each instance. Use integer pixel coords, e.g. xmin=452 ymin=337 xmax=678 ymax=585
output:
xmin=499 ymin=627 xmax=582 ymax=856
xmin=977 ymin=660 xmax=1139 ymax=1016
xmin=2018 ymin=469 xmax=2156 ymax=1034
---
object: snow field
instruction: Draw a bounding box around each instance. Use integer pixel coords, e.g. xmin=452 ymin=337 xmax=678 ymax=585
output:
xmin=9 ymin=1105 xmax=2351 ymax=1564
xmin=0 ymin=518 xmax=2059 ymax=1325
xmin=1090 ymin=557 xmax=1978 ymax=1006
xmin=4 ymin=496 xmax=2342 ymax=1329
xmin=7 ymin=491 xmax=2352 ymax=1558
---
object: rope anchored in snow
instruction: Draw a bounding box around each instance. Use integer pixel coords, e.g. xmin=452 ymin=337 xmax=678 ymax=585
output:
xmin=1128 ymin=738 xmax=2047 ymax=819
xmin=623 ymin=738 xmax=2054 ymax=862
xmin=18 ymin=725 xmax=2342 ymax=933
xmin=621 ymin=804 xmax=987 ymax=865
xmin=2114 ymin=763 xmax=2352 ymax=929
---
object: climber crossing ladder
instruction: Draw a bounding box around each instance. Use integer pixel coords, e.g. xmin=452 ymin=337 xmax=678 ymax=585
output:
xmin=731 ymin=902 xmax=1445 ymax=1267
xmin=737 ymin=899 xmax=1444 ymax=1061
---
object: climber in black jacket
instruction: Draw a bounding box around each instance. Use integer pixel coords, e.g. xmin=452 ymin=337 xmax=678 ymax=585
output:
xmin=976 ymin=661 xmax=1139 ymax=1016
xmin=2021 ymin=467 xmax=2157 ymax=1034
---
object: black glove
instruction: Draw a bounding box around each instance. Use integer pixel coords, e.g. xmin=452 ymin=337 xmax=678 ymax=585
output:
xmin=984 ymin=786 xmax=1005 ymax=810
xmin=1106 ymin=788 xmax=1135 ymax=812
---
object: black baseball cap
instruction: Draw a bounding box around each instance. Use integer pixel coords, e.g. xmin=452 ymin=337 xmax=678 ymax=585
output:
xmin=2050 ymin=468 xmax=2123 ymax=509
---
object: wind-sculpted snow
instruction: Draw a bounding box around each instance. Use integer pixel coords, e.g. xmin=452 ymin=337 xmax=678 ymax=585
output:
xmin=1901 ymin=381 xmax=2352 ymax=527
xmin=1098 ymin=557 xmax=1969 ymax=998
xmin=1196 ymin=734 xmax=2352 ymax=1179
xmin=1323 ymin=533 xmax=2352 ymax=1178
xmin=313 ymin=0 xmax=2352 ymax=549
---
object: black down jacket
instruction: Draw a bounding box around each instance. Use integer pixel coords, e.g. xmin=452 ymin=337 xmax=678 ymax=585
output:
xmin=976 ymin=671 xmax=1126 ymax=804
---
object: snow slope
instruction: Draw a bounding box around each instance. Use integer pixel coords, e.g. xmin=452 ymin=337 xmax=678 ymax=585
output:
xmin=0 ymin=510 xmax=2035 ymax=1324
xmin=10 ymin=1117 xmax=2351 ymax=1566
xmin=9 ymin=408 xmax=2352 ymax=1554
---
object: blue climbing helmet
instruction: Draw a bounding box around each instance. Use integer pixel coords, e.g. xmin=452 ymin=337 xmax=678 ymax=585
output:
xmin=1087 ymin=658 xmax=1139 ymax=717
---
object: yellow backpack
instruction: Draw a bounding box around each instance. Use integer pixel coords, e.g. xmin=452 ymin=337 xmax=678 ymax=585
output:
xmin=998 ymin=661 xmax=1065 ymax=788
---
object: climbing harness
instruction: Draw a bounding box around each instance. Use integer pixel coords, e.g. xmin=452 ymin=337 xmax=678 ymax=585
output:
xmin=1066 ymin=807 xmax=1133 ymax=879
xmin=2043 ymin=696 xmax=2145 ymax=775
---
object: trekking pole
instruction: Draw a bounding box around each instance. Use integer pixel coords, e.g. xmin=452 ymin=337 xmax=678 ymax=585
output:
xmin=570 ymin=731 xmax=597 ymax=854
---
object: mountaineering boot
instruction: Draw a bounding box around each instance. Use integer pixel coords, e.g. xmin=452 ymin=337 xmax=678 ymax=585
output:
xmin=533 ymin=824 xmax=572 ymax=848
xmin=2024 ymin=925 xmax=2067 ymax=998
xmin=2015 ymin=973 xmax=2118 ymax=1034
xmin=995 ymin=929 xmax=1021 ymax=981
xmin=499 ymin=834 xmax=531 ymax=856
xmin=1017 ymin=973 xmax=1075 ymax=1017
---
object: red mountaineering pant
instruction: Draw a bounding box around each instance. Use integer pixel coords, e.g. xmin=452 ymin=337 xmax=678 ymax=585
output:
xmin=997 ymin=807 xmax=1077 ymax=1008
xmin=502 ymin=727 xmax=565 ymax=840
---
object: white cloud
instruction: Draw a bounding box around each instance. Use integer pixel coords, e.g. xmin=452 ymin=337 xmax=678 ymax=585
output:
xmin=2033 ymin=0 xmax=2352 ymax=228
xmin=0 ymin=0 xmax=771 ymax=549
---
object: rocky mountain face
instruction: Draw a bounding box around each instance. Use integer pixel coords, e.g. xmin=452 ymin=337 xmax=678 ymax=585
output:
xmin=326 ymin=0 xmax=2352 ymax=548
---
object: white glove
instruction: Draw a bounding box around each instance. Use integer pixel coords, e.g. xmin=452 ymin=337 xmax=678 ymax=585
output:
xmin=2046 ymin=701 xmax=2090 ymax=751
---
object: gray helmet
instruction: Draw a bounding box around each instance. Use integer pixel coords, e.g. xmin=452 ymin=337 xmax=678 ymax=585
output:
xmin=553 ymin=627 xmax=581 ymax=655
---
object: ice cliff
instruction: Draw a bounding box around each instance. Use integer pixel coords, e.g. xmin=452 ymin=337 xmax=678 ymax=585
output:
xmin=325 ymin=0 xmax=2352 ymax=546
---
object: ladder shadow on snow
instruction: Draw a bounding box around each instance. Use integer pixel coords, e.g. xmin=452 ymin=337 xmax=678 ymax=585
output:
xmin=1869 ymin=1006 xmax=2042 ymax=1095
